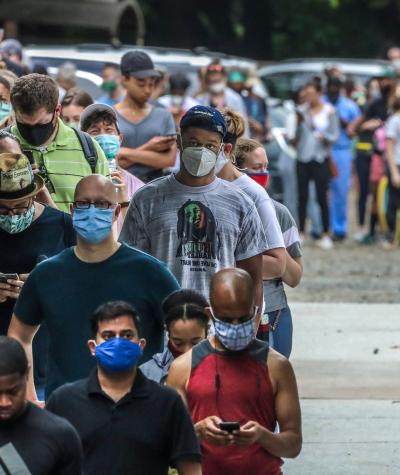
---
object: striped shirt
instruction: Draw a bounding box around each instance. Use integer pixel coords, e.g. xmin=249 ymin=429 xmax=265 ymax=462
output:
xmin=12 ymin=119 xmax=110 ymax=213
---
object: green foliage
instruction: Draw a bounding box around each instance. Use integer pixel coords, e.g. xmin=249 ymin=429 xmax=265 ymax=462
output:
xmin=139 ymin=0 xmax=400 ymax=59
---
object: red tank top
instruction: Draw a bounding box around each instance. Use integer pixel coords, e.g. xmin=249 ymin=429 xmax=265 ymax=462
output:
xmin=187 ymin=339 xmax=283 ymax=475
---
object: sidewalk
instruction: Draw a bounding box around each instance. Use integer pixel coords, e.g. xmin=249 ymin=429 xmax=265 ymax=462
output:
xmin=283 ymin=303 xmax=400 ymax=474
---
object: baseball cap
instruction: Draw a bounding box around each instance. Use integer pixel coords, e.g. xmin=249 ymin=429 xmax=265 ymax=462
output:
xmin=180 ymin=106 xmax=227 ymax=138
xmin=228 ymin=70 xmax=246 ymax=83
xmin=80 ymin=103 xmax=118 ymax=131
xmin=120 ymin=51 xmax=161 ymax=79
xmin=1 ymin=39 xmax=23 ymax=58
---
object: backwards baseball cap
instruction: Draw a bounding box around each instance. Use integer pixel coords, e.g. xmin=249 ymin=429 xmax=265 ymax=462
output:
xmin=120 ymin=50 xmax=161 ymax=79
xmin=0 ymin=153 xmax=44 ymax=201
xmin=180 ymin=105 xmax=227 ymax=138
xmin=79 ymin=103 xmax=119 ymax=131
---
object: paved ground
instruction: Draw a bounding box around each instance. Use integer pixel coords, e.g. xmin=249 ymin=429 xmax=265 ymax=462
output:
xmin=286 ymin=243 xmax=400 ymax=303
xmin=282 ymin=303 xmax=400 ymax=474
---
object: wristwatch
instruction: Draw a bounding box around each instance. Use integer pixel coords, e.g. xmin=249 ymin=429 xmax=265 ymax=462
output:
xmin=120 ymin=202 xmax=130 ymax=208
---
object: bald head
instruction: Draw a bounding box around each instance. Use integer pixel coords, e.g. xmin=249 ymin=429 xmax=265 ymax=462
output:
xmin=74 ymin=174 xmax=118 ymax=203
xmin=210 ymin=268 xmax=254 ymax=317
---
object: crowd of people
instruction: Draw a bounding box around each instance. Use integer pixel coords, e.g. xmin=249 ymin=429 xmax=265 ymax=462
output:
xmin=0 ymin=35 xmax=398 ymax=474
xmin=0 ymin=42 xmax=304 ymax=475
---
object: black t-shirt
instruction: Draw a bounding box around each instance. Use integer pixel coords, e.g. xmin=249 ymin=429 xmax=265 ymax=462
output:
xmin=359 ymin=97 xmax=391 ymax=144
xmin=0 ymin=206 xmax=76 ymax=334
xmin=46 ymin=369 xmax=201 ymax=475
xmin=0 ymin=402 xmax=82 ymax=475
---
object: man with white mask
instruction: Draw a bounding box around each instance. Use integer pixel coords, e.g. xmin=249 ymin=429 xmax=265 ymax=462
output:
xmin=197 ymin=63 xmax=250 ymax=135
xmin=120 ymin=105 xmax=267 ymax=316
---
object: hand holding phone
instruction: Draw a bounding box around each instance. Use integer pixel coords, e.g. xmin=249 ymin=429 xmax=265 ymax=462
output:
xmin=0 ymin=273 xmax=19 ymax=283
xmin=0 ymin=273 xmax=21 ymax=302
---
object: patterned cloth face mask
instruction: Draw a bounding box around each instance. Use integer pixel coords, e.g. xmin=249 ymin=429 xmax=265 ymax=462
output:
xmin=212 ymin=307 xmax=258 ymax=351
xmin=0 ymin=205 xmax=35 ymax=234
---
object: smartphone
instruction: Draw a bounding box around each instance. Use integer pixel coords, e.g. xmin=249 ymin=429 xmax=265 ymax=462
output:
xmin=219 ymin=422 xmax=240 ymax=433
xmin=0 ymin=273 xmax=19 ymax=283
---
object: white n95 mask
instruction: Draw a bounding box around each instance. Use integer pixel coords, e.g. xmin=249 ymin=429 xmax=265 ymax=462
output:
xmin=181 ymin=147 xmax=218 ymax=177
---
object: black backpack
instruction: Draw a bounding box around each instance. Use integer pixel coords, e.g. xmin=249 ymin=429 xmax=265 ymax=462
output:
xmin=72 ymin=128 xmax=98 ymax=173
xmin=5 ymin=126 xmax=98 ymax=173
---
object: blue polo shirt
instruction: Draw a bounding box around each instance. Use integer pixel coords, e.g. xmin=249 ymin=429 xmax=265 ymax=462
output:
xmin=323 ymin=95 xmax=361 ymax=150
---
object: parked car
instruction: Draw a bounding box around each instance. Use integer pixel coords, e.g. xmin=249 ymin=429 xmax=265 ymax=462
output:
xmin=258 ymin=58 xmax=391 ymax=101
xmin=26 ymin=44 xmax=258 ymax=97
xmin=46 ymin=67 xmax=103 ymax=100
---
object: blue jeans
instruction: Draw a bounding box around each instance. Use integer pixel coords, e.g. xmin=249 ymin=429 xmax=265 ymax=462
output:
xmin=268 ymin=305 xmax=293 ymax=358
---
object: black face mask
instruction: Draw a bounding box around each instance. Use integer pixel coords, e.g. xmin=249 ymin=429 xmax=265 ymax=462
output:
xmin=16 ymin=111 xmax=57 ymax=146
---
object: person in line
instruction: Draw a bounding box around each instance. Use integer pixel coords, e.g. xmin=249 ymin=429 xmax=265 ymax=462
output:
xmin=0 ymin=133 xmax=76 ymax=396
xmin=150 ymin=67 xmax=168 ymax=107
xmin=235 ymin=138 xmax=303 ymax=357
xmin=197 ymin=62 xmax=248 ymax=128
xmin=46 ymin=301 xmax=202 ymax=475
xmin=295 ymin=80 xmax=339 ymax=250
xmin=56 ymin=62 xmax=77 ymax=100
xmin=217 ymin=108 xmax=286 ymax=280
xmin=167 ymin=268 xmax=302 ymax=475
xmin=323 ymin=77 xmax=361 ymax=241
xmin=140 ymin=289 xmax=209 ymax=383
xmin=8 ymin=174 xmax=179 ymax=401
xmin=10 ymin=73 xmax=109 ymax=213
xmin=97 ymin=62 xmax=125 ymax=107
xmin=384 ymin=97 xmax=400 ymax=247
xmin=0 ymin=38 xmax=26 ymax=76
xmin=120 ymin=105 xmax=267 ymax=315
xmin=349 ymin=68 xmax=397 ymax=244
xmin=0 ymin=70 xmax=17 ymax=128
xmin=115 ymin=51 xmax=177 ymax=182
xmin=159 ymin=73 xmax=199 ymax=127
xmin=0 ymin=336 xmax=83 ymax=474
xmin=80 ymin=103 xmax=144 ymax=233
xmin=61 ymin=88 xmax=93 ymax=128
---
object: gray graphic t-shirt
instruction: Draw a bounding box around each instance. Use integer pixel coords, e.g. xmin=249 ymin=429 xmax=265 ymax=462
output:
xmin=264 ymin=200 xmax=302 ymax=313
xmin=120 ymin=174 xmax=268 ymax=297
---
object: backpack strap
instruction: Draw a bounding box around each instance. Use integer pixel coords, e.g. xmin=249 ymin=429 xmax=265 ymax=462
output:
xmin=73 ymin=128 xmax=98 ymax=173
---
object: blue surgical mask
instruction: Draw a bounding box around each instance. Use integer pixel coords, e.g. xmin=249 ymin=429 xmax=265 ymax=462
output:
xmin=0 ymin=102 xmax=12 ymax=122
xmin=212 ymin=311 xmax=257 ymax=351
xmin=0 ymin=205 xmax=35 ymax=234
xmin=95 ymin=134 xmax=120 ymax=161
xmin=95 ymin=338 xmax=142 ymax=372
xmin=72 ymin=206 xmax=114 ymax=244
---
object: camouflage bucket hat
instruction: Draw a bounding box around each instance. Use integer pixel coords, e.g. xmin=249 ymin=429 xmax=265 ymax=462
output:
xmin=0 ymin=153 xmax=44 ymax=201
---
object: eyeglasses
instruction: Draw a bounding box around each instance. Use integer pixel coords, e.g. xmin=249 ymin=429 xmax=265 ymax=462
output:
xmin=73 ymin=201 xmax=116 ymax=210
xmin=0 ymin=203 xmax=32 ymax=216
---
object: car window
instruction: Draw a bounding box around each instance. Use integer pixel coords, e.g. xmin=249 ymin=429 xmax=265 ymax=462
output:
xmin=261 ymin=72 xmax=316 ymax=101
xmin=261 ymin=69 xmax=379 ymax=101
xmin=30 ymin=57 xmax=107 ymax=75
